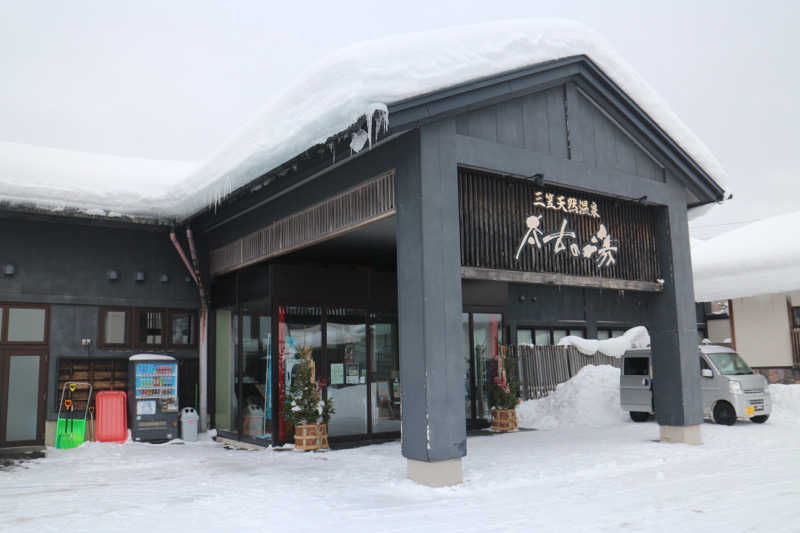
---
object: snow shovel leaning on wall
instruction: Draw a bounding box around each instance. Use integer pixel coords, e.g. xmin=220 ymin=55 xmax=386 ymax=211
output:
xmin=55 ymin=382 xmax=93 ymax=449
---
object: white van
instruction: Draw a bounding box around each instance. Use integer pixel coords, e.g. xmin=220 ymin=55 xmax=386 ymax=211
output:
xmin=620 ymin=345 xmax=771 ymax=425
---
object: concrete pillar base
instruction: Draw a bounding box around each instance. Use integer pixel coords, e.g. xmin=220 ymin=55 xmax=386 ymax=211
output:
xmin=407 ymin=458 xmax=463 ymax=487
xmin=659 ymin=424 xmax=702 ymax=445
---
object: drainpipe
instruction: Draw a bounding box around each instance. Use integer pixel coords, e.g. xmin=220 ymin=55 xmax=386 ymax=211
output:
xmin=170 ymin=227 xmax=209 ymax=433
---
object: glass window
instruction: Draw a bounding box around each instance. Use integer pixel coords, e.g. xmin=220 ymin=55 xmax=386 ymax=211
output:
xmin=7 ymin=307 xmax=46 ymax=342
xmin=534 ymin=329 xmax=551 ymax=346
xmin=137 ymin=310 xmax=163 ymax=345
xmin=552 ymin=329 xmax=569 ymax=345
xmin=171 ymin=313 xmax=194 ymax=345
xmin=103 ymin=310 xmax=128 ymax=345
xmin=597 ymin=330 xmax=610 ymax=340
xmin=214 ymin=309 xmax=237 ymax=435
xmin=611 ymin=329 xmax=626 ymax=338
xmin=6 ymin=355 xmax=41 ymax=441
xmin=708 ymin=352 xmax=753 ymax=376
xmin=517 ymin=329 xmax=533 ymax=346
xmin=793 ymin=307 xmax=800 ymax=329
xmin=624 ymin=357 xmax=650 ymax=376
xmin=569 ymin=329 xmax=584 ymax=338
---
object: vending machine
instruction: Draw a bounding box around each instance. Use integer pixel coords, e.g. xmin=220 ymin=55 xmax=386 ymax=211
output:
xmin=128 ymin=354 xmax=179 ymax=442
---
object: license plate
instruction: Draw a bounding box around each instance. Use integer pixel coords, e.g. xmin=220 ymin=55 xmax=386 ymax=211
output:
xmin=745 ymin=406 xmax=755 ymax=417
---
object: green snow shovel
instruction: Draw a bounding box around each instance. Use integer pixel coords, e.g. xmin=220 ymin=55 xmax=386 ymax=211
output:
xmin=55 ymin=382 xmax=93 ymax=449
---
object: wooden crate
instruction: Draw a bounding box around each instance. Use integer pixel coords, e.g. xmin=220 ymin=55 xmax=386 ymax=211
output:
xmin=491 ymin=409 xmax=518 ymax=432
xmin=294 ymin=423 xmax=329 ymax=451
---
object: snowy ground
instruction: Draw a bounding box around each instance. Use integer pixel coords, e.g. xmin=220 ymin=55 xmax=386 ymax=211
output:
xmin=3 ymin=367 xmax=798 ymax=533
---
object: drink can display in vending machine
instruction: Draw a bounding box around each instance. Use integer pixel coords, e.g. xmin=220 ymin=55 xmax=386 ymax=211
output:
xmin=128 ymin=354 xmax=179 ymax=442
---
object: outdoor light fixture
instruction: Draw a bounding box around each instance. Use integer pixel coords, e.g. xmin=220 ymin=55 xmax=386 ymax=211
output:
xmin=160 ymin=274 xmax=169 ymax=283
xmin=3 ymin=263 xmax=15 ymax=276
xmin=136 ymin=271 xmax=146 ymax=282
xmin=107 ymin=269 xmax=119 ymax=281
xmin=532 ymin=173 xmax=545 ymax=187
xmin=185 ymin=275 xmax=192 ymax=283
xmin=519 ymin=294 xmax=527 ymax=302
xmin=637 ymin=195 xmax=648 ymax=204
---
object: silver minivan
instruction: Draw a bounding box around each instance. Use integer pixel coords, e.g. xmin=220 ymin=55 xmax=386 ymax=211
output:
xmin=620 ymin=345 xmax=771 ymax=425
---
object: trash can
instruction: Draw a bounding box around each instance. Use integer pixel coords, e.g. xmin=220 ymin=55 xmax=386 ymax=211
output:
xmin=180 ymin=407 xmax=199 ymax=442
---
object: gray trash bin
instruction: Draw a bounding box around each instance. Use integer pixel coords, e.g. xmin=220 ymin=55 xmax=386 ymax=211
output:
xmin=180 ymin=407 xmax=199 ymax=442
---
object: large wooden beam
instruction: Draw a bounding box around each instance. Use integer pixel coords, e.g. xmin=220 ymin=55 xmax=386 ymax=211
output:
xmin=461 ymin=266 xmax=663 ymax=292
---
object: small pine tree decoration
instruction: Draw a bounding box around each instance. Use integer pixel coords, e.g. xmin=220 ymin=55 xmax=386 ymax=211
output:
xmin=284 ymin=346 xmax=334 ymax=427
xmin=489 ymin=349 xmax=520 ymax=410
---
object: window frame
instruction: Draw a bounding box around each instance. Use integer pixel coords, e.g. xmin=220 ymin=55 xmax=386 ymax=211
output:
xmin=98 ymin=307 xmax=131 ymax=349
xmin=515 ymin=326 xmax=586 ymax=346
xmin=99 ymin=307 xmax=198 ymax=350
xmin=133 ymin=308 xmax=167 ymax=348
xmin=597 ymin=327 xmax=630 ymax=340
xmin=0 ymin=302 xmax=50 ymax=346
xmin=792 ymin=307 xmax=800 ymax=329
xmin=168 ymin=310 xmax=198 ymax=348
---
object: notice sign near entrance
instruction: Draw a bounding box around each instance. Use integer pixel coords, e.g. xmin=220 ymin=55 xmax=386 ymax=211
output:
xmin=330 ymin=363 xmax=344 ymax=385
xmin=458 ymin=168 xmax=660 ymax=284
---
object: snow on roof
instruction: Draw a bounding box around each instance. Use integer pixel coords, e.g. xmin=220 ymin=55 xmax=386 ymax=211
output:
xmin=0 ymin=19 xmax=728 ymax=220
xmin=692 ymin=210 xmax=800 ymax=301
xmin=0 ymin=142 xmax=197 ymax=217
xmin=557 ymin=326 xmax=650 ymax=358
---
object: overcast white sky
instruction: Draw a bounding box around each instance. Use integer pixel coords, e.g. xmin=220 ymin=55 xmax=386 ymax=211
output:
xmin=1 ymin=1 xmax=797 ymax=234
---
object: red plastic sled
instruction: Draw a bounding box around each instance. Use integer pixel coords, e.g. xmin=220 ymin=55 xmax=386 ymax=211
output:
xmin=95 ymin=390 xmax=128 ymax=443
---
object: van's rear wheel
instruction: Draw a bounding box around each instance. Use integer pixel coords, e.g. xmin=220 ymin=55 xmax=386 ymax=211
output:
xmin=713 ymin=402 xmax=736 ymax=426
xmin=629 ymin=411 xmax=650 ymax=422
xmin=751 ymin=415 xmax=769 ymax=424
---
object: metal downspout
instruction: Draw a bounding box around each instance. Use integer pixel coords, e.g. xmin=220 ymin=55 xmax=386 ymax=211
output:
xmin=170 ymin=228 xmax=209 ymax=433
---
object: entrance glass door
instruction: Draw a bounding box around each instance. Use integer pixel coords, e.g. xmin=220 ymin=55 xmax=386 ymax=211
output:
xmin=239 ymin=300 xmax=271 ymax=443
xmin=463 ymin=313 xmax=503 ymax=424
xmin=277 ymin=306 xmax=323 ymax=442
xmin=369 ymin=314 xmax=400 ymax=434
xmin=0 ymin=349 xmax=48 ymax=447
xmin=326 ymin=308 xmax=368 ymax=437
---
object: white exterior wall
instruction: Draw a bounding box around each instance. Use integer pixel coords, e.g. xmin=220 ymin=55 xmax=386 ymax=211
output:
xmin=731 ymin=293 xmax=793 ymax=367
xmin=707 ymin=318 xmax=732 ymax=344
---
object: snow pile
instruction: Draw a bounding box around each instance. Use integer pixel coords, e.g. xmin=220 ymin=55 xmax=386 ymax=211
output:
xmin=768 ymin=383 xmax=800 ymax=424
xmin=0 ymin=19 xmax=727 ymax=219
xmin=557 ymin=325 xmax=650 ymax=357
xmin=517 ymin=365 xmax=627 ymax=429
xmin=692 ymin=210 xmax=800 ymax=301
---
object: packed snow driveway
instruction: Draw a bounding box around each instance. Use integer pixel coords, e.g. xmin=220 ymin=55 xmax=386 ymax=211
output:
xmin=2 ymin=366 xmax=798 ymax=533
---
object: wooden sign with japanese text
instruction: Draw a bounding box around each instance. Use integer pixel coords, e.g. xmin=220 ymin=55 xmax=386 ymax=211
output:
xmin=458 ymin=168 xmax=660 ymax=283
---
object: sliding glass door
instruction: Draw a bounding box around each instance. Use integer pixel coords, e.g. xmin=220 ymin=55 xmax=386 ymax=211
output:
xmin=370 ymin=314 xmax=400 ymax=434
xmin=463 ymin=312 xmax=503 ymax=426
xmin=276 ymin=305 xmax=398 ymax=442
xmin=326 ymin=308 xmax=368 ymax=437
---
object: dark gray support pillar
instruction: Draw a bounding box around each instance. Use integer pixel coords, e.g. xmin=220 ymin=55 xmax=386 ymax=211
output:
xmin=649 ymin=203 xmax=703 ymax=444
xmin=396 ymin=120 xmax=466 ymax=485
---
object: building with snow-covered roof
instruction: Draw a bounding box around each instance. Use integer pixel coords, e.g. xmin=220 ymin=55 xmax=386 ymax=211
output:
xmin=693 ymin=212 xmax=800 ymax=384
xmin=0 ymin=20 xmax=727 ymax=485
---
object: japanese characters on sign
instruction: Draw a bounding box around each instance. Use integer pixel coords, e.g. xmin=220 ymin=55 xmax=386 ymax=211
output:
xmin=533 ymin=191 xmax=601 ymax=218
xmin=515 ymin=191 xmax=619 ymax=268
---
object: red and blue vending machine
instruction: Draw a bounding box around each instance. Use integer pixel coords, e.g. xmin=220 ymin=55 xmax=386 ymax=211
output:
xmin=128 ymin=354 xmax=179 ymax=442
